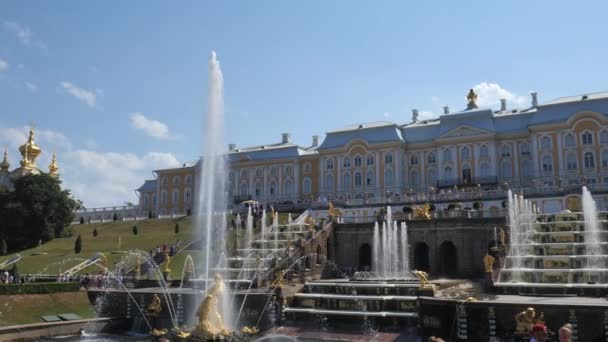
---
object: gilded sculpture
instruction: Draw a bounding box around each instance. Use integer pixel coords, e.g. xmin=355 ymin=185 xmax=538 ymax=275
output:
xmin=195 ymin=273 xmax=229 ymax=335
xmin=328 ymin=202 xmax=343 ymax=221
xmin=305 ymin=215 xmax=316 ymax=232
xmin=483 ymin=253 xmax=495 ymax=273
xmin=164 ymin=252 xmax=171 ymax=273
xmin=413 ymin=270 xmax=432 ymax=289
xmin=147 ymin=294 xmax=163 ymax=315
xmin=414 ymin=204 xmax=432 ymax=220
xmin=466 ymin=88 xmax=478 ymax=108
xmin=515 ymin=307 xmax=545 ymax=335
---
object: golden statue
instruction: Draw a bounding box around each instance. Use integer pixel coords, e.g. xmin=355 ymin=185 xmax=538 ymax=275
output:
xmin=515 ymin=307 xmax=544 ymax=335
xmin=305 ymin=215 xmax=316 ymax=232
xmin=135 ymin=255 xmax=142 ymax=278
xmin=195 ymin=273 xmax=229 ymax=335
xmin=466 ymin=88 xmax=478 ymax=108
xmin=413 ymin=270 xmax=432 ymax=289
xmin=414 ymin=204 xmax=432 ymax=220
xmin=48 ymin=152 xmax=59 ymax=177
xmin=241 ymin=326 xmax=259 ymax=335
xmin=147 ymin=294 xmax=163 ymax=315
xmin=483 ymin=253 xmax=495 ymax=273
xmin=499 ymin=227 xmax=506 ymax=246
xmin=164 ymin=252 xmax=171 ymax=273
xmin=328 ymin=202 xmax=343 ymax=222
xmin=150 ymin=328 xmax=167 ymax=337
xmin=271 ymin=270 xmax=287 ymax=288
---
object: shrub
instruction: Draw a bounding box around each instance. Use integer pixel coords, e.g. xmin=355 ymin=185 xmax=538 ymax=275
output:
xmin=0 ymin=282 xmax=80 ymax=295
xmin=448 ymin=203 xmax=462 ymax=211
xmin=402 ymin=206 xmax=412 ymax=213
xmin=80 ymin=217 xmax=85 ymax=224
xmin=175 ymin=223 xmax=180 ymax=234
xmin=473 ymin=202 xmax=483 ymax=210
xmin=74 ymin=234 xmax=82 ymax=254
xmin=113 ymin=212 xmax=118 ymax=221
xmin=133 ymin=225 xmax=138 ymax=235
xmin=93 ymin=228 xmax=98 ymax=237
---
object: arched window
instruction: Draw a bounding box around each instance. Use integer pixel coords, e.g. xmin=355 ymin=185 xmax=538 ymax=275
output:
xmin=601 ymin=131 xmax=608 ymax=144
xmin=443 ymin=149 xmax=452 ymax=162
xmin=501 ymin=145 xmax=511 ymax=157
xmin=343 ymin=172 xmax=351 ymax=190
xmin=270 ymin=167 xmax=278 ymax=176
xmin=304 ymin=163 xmax=312 ymax=173
xmin=255 ymin=183 xmax=263 ymax=197
xmin=565 ymin=134 xmax=575 ymax=148
xmin=427 ymin=152 xmax=436 ymax=164
xmin=566 ymin=153 xmax=577 ymax=170
xmin=161 ymin=190 xmax=168 ymax=205
xmin=326 ymin=159 xmax=334 ymax=170
xmin=427 ymin=169 xmax=437 ymax=186
xmin=582 ymin=131 xmax=593 ymax=145
xmin=501 ymin=160 xmax=512 ymax=178
xmin=325 ymin=174 xmax=334 ymax=191
xmin=410 ymin=170 xmax=419 ymax=185
xmin=354 ymin=172 xmax=362 ymax=187
xmin=410 ymin=154 xmax=419 ymax=165
xmin=602 ymin=150 xmax=608 ymax=168
xmin=172 ymin=176 xmax=180 ymax=186
xmin=240 ymin=183 xmax=248 ymax=196
xmin=270 ymin=182 xmax=277 ymax=196
xmin=384 ymin=153 xmax=393 ymax=164
xmin=542 ymin=155 xmax=553 ymax=172
xmin=541 ymin=136 xmax=551 ymax=150
xmin=366 ymin=171 xmax=375 ymax=186
xmin=283 ymin=179 xmax=293 ymax=195
xmin=366 ymin=155 xmax=374 ymax=166
xmin=522 ymin=159 xmax=533 ymax=177
xmin=303 ymin=178 xmax=312 ymax=194
xmin=520 ymin=142 xmax=530 ymax=156
xmin=384 ymin=169 xmax=393 ymax=187
xmin=143 ymin=194 xmax=150 ymax=207
xmin=161 ymin=176 xmax=168 ymax=186
xmin=240 ymin=170 xmax=248 ymax=178
xmin=185 ymin=175 xmax=192 ymax=185
xmin=444 ymin=166 xmax=453 ymax=178
xmin=354 ymin=155 xmax=362 ymax=167
xmin=256 ymin=168 xmax=263 ymax=177
xmin=285 ymin=166 xmax=292 ymax=175
xmin=479 ymin=145 xmax=489 ymax=158
xmin=152 ymin=194 xmax=156 ymax=206
xmin=584 ymin=152 xmax=595 ymax=169
xmin=185 ymin=188 xmax=192 ymax=203
xmin=480 ymin=163 xmax=490 ymax=177
xmin=343 ymin=156 xmax=351 ymax=168
xmin=461 ymin=146 xmax=471 ymax=160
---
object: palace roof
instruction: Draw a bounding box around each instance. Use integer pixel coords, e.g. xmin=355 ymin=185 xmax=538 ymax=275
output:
xmin=318 ymin=121 xmax=404 ymax=150
xmin=137 ymin=179 xmax=157 ymax=192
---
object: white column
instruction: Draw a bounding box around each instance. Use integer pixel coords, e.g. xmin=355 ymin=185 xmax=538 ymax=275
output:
xmin=489 ymin=142 xmax=497 ymax=177
xmin=234 ymin=167 xmax=240 ymax=196
xmin=319 ymin=158 xmax=324 ymax=194
xmin=249 ymin=168 xmax=254 ymax=198
xmin=278 ymin=165 xmax=283 ymax=199
xmin=337 ymin=155 xmax=342 ymax=192
xmin=395 ymin=148 xmax=401 ymax=190
xmin=531 ymin=134 xmax=539 ymax=177
xmin=294 ymin=161 xmax=300 ymax=200
xmin=513 ymin=142 xmax=520 ymax=180
xmin=375 ymin=152 xmax=380 ymax=196
xmin=437 ymin=148 xmax=443 ymax=180
xmin=556 ymin=132 xmax=564 ymax=177
xmin=263 ymin=167 xmax=268 ymax=202
xmin=420 ymin=152 xmax=426 ymax=189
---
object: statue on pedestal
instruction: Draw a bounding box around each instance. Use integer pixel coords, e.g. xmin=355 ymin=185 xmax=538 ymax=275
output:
xmin=514 ymin=307 xmax=544 ymax=335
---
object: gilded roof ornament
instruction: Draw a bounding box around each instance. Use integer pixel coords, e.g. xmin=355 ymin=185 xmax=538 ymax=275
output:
xmin=48 ymin=152 xmax=59 ymax=177
xmin=0 ymin=146 xmax=9 ymax=172
xmin=19 ymin=127 xmax=42 ymax=167
xmin=466 ymin=88 xmax=478 ymax=110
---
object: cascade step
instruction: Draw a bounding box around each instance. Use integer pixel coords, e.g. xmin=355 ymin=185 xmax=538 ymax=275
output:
xmin=283 ymin=307 xmax=418 ymax=318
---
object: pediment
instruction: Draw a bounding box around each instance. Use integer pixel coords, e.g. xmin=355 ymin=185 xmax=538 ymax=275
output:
xmin=439 ymin=125 xmax=494 ymax=139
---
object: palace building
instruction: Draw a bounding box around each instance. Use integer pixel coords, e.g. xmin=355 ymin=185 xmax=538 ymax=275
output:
xmin=136 ymin=89 xmax=608 ymax=217
xmin=0 ymin=128 xmax=60 ymax=191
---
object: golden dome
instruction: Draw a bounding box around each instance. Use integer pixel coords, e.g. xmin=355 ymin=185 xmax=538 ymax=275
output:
xmin=0 ymin=146 xmax=9 ymax=172
xmin=19 ymin=128 xmax=42 ymax=168
xmin=48 ymin=152 xmax=59 ymax=177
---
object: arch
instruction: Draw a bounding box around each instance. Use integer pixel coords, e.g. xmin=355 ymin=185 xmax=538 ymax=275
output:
xmin=171 ymin=175 xmax=179 ymax=186
xmin=413 ymin=242 xmax=430 ymax=272
xmin=564 ymin=133 xmax=576 ymax=148
xmin=343 ymin=156 xmax=351 ymax=168
xmin=354 ymin=172 xmax=362 ymax=187
xmin=161 ymin=176 xmax=168 ymax=186
xmin=366 ymin=154 xmax=375 ymax=166
xmin=304 ymin=163 xmax=312 ymax=173
xmin=540 ymin=136 xmax=551 ymax=150
xmin=384 ymin=152 xmax=393 ymax=164
xmin=185 ymin=174 xmax=193 ymax=185
xmin=303 ymin=177 xmax=312 ymax=194
xmin=438 ymin=241 xmax=458 ymax=277
xmin=479 ymin=145 xmax=489 ymax=158
xmin=354 ymin=155 xmax=362 ymax=167
xmin=582 ymin=131 xmax=594 ymax=145
xmin=358 ymin=243 xmax=372 ymax=268
xmin=427 ymin=152 xmax=436 ymax=164
xmin=240 ymin=183 xmax=248 ymax=196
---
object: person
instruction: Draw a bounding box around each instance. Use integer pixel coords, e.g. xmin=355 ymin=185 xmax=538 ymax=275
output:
xmin=530 ymin=323 xmax=547 ymax=342
xmin=559 ymin=323 xmax=572 ymax=342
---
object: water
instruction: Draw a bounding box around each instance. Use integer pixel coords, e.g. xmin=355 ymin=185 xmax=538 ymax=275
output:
xmin=372 ymin=207 xmax=410 ymax=277
xmin=247 ymin=206 xmax=254 ymax=250
xmin=193 ymin=51 xmax=232 ymax=326
xmin=583 ymin=186 xmax=601 ymax=268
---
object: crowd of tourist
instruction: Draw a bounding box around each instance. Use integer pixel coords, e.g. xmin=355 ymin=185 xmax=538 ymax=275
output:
xmin=149 ymin=239 xmax=181 ymax=263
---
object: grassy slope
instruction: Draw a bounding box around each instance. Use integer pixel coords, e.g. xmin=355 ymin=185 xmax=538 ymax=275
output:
xmin=0 ymin=292 xmax=96 ymax=326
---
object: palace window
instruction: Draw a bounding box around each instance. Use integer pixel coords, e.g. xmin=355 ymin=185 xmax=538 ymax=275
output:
xmin=343 ymin=156 xmax=351 ymax=168
xmin=522 ymin=159 xmax=533 ymax=177
xmin=521 ymin=143 xmax=530 ymax=156
xmin=283 ymin=179 xmax=293 ymax=195
xmin=355 ymin=172 xmax=362 ymax=187
xmin=542 ymin=155 xmax=553 ymax=172
xmin=325 ymin=174 xmax=334 ymax=191
xmin=584 ymin=152 xmax=595 ymax=169
xmin=427 ymin=152 xmax=436 ymax=164
xmin=384 ymin=169 xmax=393 ymax=187
xmin=410 ymin=170 xmax=419 ymax=185
xmin=185 ymin=189 xmax=192 ymax=203
xmin=256 ymin=168 xmax=263 ymax=177
xmin=444 ymin=166 xmax=453 ymax=178
xmin=602 ymin=150 xmax=608 ymax=168
xmin=240 ymin=183 xmax=248 ymax=196
xmin=270 ymin=182 xmax=276 ymax=196
xmin=270 ymin=167 xmax=278 ymax=176
xmin=427 ymin=169 xmax=437 ymax=186
xmin=326 ymin=159 xmax=334 ymax=170
xmin=172 ymin=189 xmax=179 ymax=204
xmin=410 ymin=154 xmax=419 ymax=165
xmin=366 ymin=155 xmax=374 ymax=166
xmin=461 ymin=146 xmax=471 ymax=160
xmin=354 ymin=155 xmax=362 ymax=167
xmin=343 ymin=172 xmax=351 ymax=190
xmin=366 ymin=171 xmax=375 ymax=186
xmin=384 ymin=153 xmax=393 ymax=164
xmin=582 ymin=131 xmax=593 ymax=145
xmin=255 ymin=183 xmax=263 ymax=197
xmin=285 ymin=166 xmax=292 ymax=175
xmin=240 ymin=170 xmax=248 ymax=179
xmin=303 ymin=178 xmax=312 ymax=194
xmin=501 ymin=161 xmax=512 ymax=178
xmin=172 ymin=176 xmax=180 ymax=186
xmin=443 ymin=149 xmax=452 ymax=162
xmin=601 ymin=131 xmax=608 ymax=144
xmin=566 ymin=154 xmax=577 ymax=170
xmin=480 ymin=163 xmax=490 ymax=177
xmin=161 ymin=190 xmax=168 ymax=205
xmin=541 ymin=136 xmax=551 ymax=150
xmin=185 ymin=175 xmax=192 ymax=185
xmin=479 ymin=145 xmax=489 ymax=158
xmin=304 ymin=163 xmax=312 ymax=173
xmin=565 ymin=134 xmax=575 ymax=148
xmin=161 ymin=176 xmax=168 ymax=186
xmin=501 ymin=145 xmax=511 ymax=157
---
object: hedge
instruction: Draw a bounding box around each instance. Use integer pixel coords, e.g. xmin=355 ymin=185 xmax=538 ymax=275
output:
xmin=0 ymin=282 xmax=80 ymax=295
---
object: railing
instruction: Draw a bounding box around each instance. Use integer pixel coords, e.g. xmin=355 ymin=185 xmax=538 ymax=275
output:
xmin=339 ymin=209 xmax=507 ymax=224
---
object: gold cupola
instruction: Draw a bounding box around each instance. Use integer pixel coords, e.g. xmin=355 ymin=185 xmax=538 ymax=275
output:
xmin=19 ymin=128 xmax=42 ymax=168
xmin=0 ymin=147 xmax=9 ymax=172
xmin=48 ymin=152 xmax=59 ymax=177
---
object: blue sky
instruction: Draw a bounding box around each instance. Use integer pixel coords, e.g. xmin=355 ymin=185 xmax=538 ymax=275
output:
xmin=1 ymin=1 xmax=607 ymax=207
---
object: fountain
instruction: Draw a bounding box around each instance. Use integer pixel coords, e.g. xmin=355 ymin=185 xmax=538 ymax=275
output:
xmin=372 ymin=206 xmax=410 ymax=278
xmin=496 ymin=187 xmax=608 ymax=295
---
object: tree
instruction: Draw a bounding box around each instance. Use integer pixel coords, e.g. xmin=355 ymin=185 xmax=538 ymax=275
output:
xmin=93 ymin=228 xmax=98 ymax=237
xmin=148 ymin=211 xmax=153 ymax=219
xmin=113 ymin=212 xmax=118 ymax=221
xmin=0 ymin=239 xmax=7 ymax=256
xmin=80 ymin=217 xmax=85 ymax=224
xmin=175 ymin=223 xmax=179 ymax=234
xmin=0 ymin=174 xmax=78 ymax=250
xmin=132 ymin=225 xmax=138 ymax=235
xmin=74 ymin=234 xmax=82 ymax=254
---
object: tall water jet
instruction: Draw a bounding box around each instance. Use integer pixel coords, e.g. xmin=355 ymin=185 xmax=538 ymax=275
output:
xmin=372 ymin=206 xmax=409 ymax=278
xmin=246 ymin=207 xmax=254 ymax=250
xmin=400 ymin=222 xmax=409 ymax=273
xmin=373 ymin=222 xmax=380 ymax=272
xmin=583 ymin=186 xmax=601 ymax=268
xmin=194 ymin=51 xmax=232 ymax=327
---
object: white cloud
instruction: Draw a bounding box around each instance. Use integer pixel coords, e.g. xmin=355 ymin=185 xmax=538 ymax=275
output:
xmin=0 ymin=125 xmax=180 ymax=207
xmin=472 ymin=82 xmax=529 ymax=109
xmin=2 ymin=21 xmax=45 ymax=49
xmin=383 ymin=112 xmax=392 ymax=119
xmin=0 ymin=59 xmax=8 ymax=71
xmin=130 ymin=112 xmax=178 ymax=140
xmin=61 ymin=81 xmax=97 ymax=108
xmin=25 ymin=82 xmax=37 ymax=92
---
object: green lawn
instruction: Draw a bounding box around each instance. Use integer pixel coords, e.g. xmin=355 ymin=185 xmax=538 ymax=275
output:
xmin=0 ymin=217 xmax=193 ymax=275
xmin=0 ymin=292 xmax=96 ymax=326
